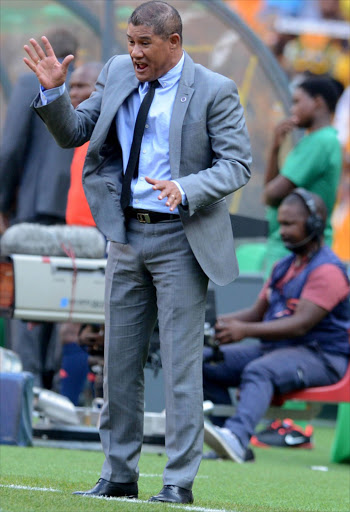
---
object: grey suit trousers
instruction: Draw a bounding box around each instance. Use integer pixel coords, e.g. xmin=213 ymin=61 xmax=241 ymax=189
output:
xmin=100 ymin=217 xmax=208 ymax=489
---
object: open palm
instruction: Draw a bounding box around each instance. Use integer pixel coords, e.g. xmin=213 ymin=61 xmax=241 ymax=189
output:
xmin=23 ymin=36 xmax=74 ymax=89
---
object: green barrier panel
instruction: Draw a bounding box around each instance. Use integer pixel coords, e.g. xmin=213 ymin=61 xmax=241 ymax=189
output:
xmin=331 ymin=403 xmax=350 ymax=463
xmin=236 ymin=243 xmax=267 ymax=273
xmin=0 ymin=318 xmax=5 ymax=348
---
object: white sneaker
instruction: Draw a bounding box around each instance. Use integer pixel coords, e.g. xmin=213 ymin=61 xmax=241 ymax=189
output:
xmin=204 ymin=422 xmax=246 ymax=463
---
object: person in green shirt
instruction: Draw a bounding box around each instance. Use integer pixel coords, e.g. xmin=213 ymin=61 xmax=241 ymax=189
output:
xmin=263 ymin=74 xmax=343 ymax=275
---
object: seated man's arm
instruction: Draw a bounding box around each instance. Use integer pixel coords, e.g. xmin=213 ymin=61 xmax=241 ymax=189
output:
xmin=216 ymin=299 xmax=327 ymax=345
xmin=215 ymin=295 xmax=269 ymax=344
xmin=215 ymin=263 xmax=349 ymax=344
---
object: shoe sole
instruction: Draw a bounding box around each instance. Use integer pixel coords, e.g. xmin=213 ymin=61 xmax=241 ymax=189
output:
xmin=148 ymin=498 xmax=193 ymax=504
xmin=251 ymin=435 xmax=314 ymax=449
xmin=73 ymin=490 xmax=138 ymax=498
xmin=204 ymin=423 xmax=244 ymax=463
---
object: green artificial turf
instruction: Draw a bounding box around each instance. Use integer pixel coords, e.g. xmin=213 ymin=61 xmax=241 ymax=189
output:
xmin=0 ymin=425 xmax=349 ymax=512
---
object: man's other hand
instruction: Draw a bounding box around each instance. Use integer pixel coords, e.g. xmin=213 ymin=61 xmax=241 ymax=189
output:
xmin=23 ymin=36 xmax=74 ymax=89
xmin=145 ymin=176 xmax=181 ymax=211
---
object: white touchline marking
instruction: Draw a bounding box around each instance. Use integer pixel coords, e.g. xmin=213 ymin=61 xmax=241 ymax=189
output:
xmin=140 ymin=474 xmax=208 ymax=479
xmin=140 ymin=473 xmax=163 ymax=477
xmin=0 ymin=484 xmax=237 ymax=511
xmin=0 ymin=484 xmax=61 ymax=492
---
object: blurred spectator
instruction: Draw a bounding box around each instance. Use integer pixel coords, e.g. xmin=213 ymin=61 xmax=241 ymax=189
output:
xmin=332 ymin=172 xmax=350 ymax=263
xmin=227 ymin=1 xmax=349 ymax=89
xmin=263 ymin=73 xmax=343 ymax=275
xmin=59 ymin=323 xmax=90 ymax=406
xmin=332 ymin=85 xmax=350 ymax=264
xmin=271 ymin=0 xmax=350 ymax=87
xmin=65 ymin=62 xmax=104 ymax=227
xmin=0 ymin=28 xmax=78 ymax=233
xmin=0 ymin=28 xmax=79 ymax=389
xmin=59 ymin=62 xmax=104 ymax=405
xmin=59 ymin=323 xmax=104 ymax=405
xmin=333 ymin=85 xmax=350 ymax=148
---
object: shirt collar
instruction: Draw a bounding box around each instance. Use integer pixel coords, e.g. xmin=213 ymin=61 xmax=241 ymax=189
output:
xmin=158 ymin=51 xmax=184 ymax=88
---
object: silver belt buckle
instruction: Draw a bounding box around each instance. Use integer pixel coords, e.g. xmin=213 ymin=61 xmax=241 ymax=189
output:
xmin=137 ymin=212 xmax=151 ymax=223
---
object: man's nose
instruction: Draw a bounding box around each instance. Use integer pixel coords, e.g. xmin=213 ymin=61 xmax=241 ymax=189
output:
xmin=279 ymin=226 xmax=287 ymax=237
xmin=130 ymin=44 xmax=143 ymax=58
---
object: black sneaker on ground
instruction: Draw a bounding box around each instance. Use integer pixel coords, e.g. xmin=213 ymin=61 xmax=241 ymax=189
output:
xmin=251 ymin=418 xmax=314 ymax=449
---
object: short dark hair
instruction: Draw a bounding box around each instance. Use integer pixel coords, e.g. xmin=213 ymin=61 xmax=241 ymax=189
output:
xmin=45 ymin=28 xmax=79 ymax=58
xmin=297 ymin=74 xmax=343 ymax=113
xmin=128 ymin=1 xmax=183 ymax=43
xmin=284 ymin=190 xmax=328 ymax=223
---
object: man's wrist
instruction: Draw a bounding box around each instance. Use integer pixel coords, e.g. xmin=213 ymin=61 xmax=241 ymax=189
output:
xmin=172 ymin=180 xmax=187 ymax=205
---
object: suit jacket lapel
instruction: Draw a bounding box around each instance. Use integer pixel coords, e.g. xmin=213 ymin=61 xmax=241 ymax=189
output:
xmin=99 ymin=66 xmax=139 ymax=142
xmin=169 ymin=52 xmax=195 ymax=179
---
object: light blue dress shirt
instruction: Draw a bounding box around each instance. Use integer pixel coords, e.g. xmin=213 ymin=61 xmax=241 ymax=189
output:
xmin=40 ymin=53 xmax=186 ymax=214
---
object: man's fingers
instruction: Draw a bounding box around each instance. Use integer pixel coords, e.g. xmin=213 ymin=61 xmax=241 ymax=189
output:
xmin=145 ymin=176 xmax=158 ymax=186
xmin=166 ymin=193 xmax=180 ymax=211
xmin=23 ymin=57 xmax=37 ymax=73
xmin=61 ymin=55 xmax=75 ymax=70
xmin=144 ymin=177 xmax=180 ymax=210
xmin=41 ymin=36 xmax=55 ymax=57
xmin=29 ymin=38 xmax=46 ymax=60
xmin=24 ymin=44 xmax=40 ymax=64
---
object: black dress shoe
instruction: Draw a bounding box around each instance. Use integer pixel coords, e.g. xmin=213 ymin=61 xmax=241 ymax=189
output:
xmin=73 ymin=478 xmax=138 ymax=498
xmin=149 ymin=485 xmax=193 ymax=504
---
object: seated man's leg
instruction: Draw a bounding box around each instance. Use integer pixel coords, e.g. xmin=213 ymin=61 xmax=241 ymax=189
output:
xmin=225 ymin=344 xmax=347 ymax=450
xmin=203 ymin=343 xmax=263 ymax=426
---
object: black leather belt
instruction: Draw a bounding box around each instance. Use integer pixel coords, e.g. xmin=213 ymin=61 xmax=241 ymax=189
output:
xmin=125 ymin=207 xmax=180 ymax=224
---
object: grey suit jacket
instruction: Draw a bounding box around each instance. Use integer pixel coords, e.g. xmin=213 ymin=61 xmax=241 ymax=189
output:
xmin=33 ymin=52 xmax=251 ymax=285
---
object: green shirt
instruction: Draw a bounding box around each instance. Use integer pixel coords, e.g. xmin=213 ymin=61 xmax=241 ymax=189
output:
xmin=265 ymin=126 xmax=342 ymax=275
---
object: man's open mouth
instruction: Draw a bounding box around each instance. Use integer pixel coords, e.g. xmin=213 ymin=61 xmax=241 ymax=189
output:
xmin=135 ymin=62 xmax=148 ymax=70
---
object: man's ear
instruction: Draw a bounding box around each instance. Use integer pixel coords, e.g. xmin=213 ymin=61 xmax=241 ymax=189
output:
xmin=169 ymin=33 xmax=181 ymax=49
xmin=314 ymin=94 xmax=327 ymax=110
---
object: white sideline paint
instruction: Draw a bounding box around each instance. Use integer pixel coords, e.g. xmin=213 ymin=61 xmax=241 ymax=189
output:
xmin=0 ymin=484 xmax=237 ymax=512
xmin=0 ymin=484 xmax=61 ymax=492
xmin=140 ymin=473 xmax=209 ymax=479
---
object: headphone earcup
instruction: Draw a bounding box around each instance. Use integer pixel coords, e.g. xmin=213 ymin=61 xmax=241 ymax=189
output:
xmin=306 ymin=215 xmax=325 ymax=238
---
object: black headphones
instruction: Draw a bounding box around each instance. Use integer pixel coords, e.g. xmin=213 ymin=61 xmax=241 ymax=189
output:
xmin=292 ymin=188 xmax=325 ymax=239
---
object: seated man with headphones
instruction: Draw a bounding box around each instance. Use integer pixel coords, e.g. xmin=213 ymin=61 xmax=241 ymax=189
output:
xmin=203 ymin=189 xmax=350 ymax=463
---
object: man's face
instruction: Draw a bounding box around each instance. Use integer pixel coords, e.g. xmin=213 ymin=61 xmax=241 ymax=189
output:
xmin=69 ymin=68 xmax=96 ymax=109
xmin=127 ymin=23 xmax=179 ymax=82
xmin=290 ymin=87 xmax=317 ymax=129
xmin=278 ymin=201 xmax=309 ymax=252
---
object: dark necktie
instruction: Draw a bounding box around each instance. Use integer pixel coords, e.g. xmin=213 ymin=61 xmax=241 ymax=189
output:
xmin=120 ymin=80 xmax=160 ymax=210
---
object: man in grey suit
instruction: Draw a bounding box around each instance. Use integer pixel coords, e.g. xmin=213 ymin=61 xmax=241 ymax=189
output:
xmin=24 ymin=1 xmax=251 ymax=504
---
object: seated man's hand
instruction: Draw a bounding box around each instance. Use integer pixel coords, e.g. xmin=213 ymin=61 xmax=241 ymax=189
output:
xmin=215 ymin=316 xmax=247 ymax=344
xmin=0 ymin=212 xmax=9 ymax=235
xmin=78 ymin=325 xmax=104 ymax=353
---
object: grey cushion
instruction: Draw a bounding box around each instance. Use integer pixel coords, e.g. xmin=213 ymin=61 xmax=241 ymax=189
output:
xmin=0 ymin=223 xmax=106 ymax=259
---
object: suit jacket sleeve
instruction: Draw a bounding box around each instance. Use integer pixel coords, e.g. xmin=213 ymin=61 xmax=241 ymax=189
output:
xmin=31 ymin=59 xmax=112 ymax=149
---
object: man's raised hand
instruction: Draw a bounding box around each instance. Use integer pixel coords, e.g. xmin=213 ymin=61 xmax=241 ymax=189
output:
xmin=23 ymin=36 xmax=74 ymax=90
